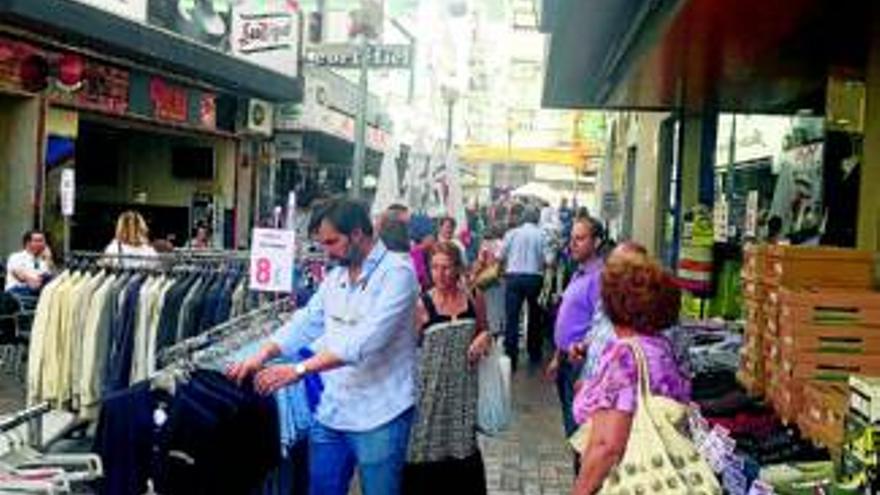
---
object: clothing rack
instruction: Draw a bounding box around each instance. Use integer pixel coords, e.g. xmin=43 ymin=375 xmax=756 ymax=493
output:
xmin=66 ymin=250 xmax=251 ymax=263
xmin=156 ymin=298 xmax=293 ymax=370
xmin=0 ymin=402 xmax=49 ymax=448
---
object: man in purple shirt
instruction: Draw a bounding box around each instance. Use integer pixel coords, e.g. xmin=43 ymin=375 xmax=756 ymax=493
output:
xmin=546 ymin=216 xmax=604 ymax=455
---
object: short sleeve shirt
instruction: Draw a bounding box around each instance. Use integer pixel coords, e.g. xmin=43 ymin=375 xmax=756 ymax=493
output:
xmin=5 ymin=250 xmax=50 ymax=291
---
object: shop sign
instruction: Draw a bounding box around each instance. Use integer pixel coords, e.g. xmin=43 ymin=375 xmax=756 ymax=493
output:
xmin=601 ymin=192 xmax=620 ymax=220
xmin=77 ymin=61 xmax=130 ymax=114
xmin=304 ymin=44 xmax=413 ymax=69
xmin=69 ymin=0 xmax=147 ymax=22
xmin=0 ymin=39 xmax=47 ymax=92
xmin=249 ymin=228 xmax=295 ymax=293
xmin=146 ymin=0 xmax=300 ymax=77
xmin=275 ymin=102 xmax=302 ymax=131
xmin=60 ymin=169 xmax=75 ymax=217
xmin=149 ymin=77 xmax=188 ymax=123
xmin=231 ymin=5 xmax=300 ymax=78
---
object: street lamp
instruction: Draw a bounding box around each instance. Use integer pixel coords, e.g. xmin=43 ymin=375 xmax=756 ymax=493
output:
xmin=441 ymin=85 xmax=459 ymax=152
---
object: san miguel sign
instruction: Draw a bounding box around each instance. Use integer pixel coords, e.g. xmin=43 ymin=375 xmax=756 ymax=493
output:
xmin=234 ymin=13 xmax=296 ymax=54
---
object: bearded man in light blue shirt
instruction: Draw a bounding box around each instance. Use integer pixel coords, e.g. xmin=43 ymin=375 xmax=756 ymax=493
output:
xmin=228 ymin=198 xmax=419 ymax=495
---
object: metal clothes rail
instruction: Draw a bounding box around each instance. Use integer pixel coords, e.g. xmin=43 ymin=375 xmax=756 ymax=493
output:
xmin=156 ymin=298 xmax=293 ymax=370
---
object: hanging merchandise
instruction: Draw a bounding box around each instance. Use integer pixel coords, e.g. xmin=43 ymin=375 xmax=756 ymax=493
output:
xmin=677 ymin=205 xmax=715 ymax=299
xmin=770 ymin=142 xmax=824 ymax=244
xmin=95 ymin=300 xmax=316 ymax=495
xmin=26 ymin=250 xmax=254 ymax=416
xmin=372 ymin=136 xmax=404 ymax=216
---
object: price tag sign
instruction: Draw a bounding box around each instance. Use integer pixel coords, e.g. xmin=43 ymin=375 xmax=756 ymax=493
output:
xmin=249 ymin=228 xmax=295 ymax=293
xmin=60 ymin=168 xmax=75 ymax=217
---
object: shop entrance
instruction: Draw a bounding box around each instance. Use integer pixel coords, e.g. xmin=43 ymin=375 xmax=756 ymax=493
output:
xmin=62 ymin=117 xmax=236 ymax=252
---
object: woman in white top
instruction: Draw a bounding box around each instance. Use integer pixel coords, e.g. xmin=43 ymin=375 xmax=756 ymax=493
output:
xmin=104 ymin=211 xmax=158 ymax=269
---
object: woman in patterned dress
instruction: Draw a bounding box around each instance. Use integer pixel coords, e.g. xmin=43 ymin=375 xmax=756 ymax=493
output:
xmin=403 ymin=241 xmax=492 ymax=495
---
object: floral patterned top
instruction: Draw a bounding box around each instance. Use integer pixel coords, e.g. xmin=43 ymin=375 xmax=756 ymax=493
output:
xmin=572 ymin=335 xmax=691 ymax=425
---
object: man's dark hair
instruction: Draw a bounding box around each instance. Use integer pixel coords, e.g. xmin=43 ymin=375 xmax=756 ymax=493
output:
xmin=768 ymin=215 xmax=783 ymax=238
xmin=575 ymin=215 xmax=605 ymax=243
xmin=22 ymin=230 xmax=44 ymax=246
xmin=312 ymin=198 xmax=374 ymax=237
xmin=510 ymin=203 xmax=525 ymax=224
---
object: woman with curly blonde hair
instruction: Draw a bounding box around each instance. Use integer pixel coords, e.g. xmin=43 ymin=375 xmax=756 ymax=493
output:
xmin=104 ymin=211 xmax=157 ymax=268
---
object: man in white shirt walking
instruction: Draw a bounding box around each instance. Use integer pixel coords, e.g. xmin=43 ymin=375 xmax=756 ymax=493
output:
xmin=500 ymin=204 xmax=551 ymax=371
xmin=5 ymin=230 xmax=53 ymax=299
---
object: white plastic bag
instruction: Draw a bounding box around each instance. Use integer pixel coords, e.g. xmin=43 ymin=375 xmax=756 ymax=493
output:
xmin=477 ymin=338 xmax=512 ymax=435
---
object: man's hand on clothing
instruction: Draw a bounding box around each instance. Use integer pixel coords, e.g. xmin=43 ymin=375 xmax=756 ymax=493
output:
xmin=226 ymin=343 xmax=279 ymax=385
xmin=254 ymin=364 xmax=302 ymax=395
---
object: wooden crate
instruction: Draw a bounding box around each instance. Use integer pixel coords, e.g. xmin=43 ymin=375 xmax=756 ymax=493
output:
xmin=771 ymin=376 xmax=802 ymax=424
xmin=798 ymin=382 xmax=848 ymax=451
xmin=779 ymin=326 xmax=880 ymax=355
xmin=743 ymin=244 xmax=767 ymax=280
xmin=765 ymin=246 xmax=874 ymax=289
xmin=779 ymin=288 xmax=880 ymax=328
xmin=788 ymin=354 xmax=880 ymax=382
xmin=744 ymin=280 xmax=766 ymax=301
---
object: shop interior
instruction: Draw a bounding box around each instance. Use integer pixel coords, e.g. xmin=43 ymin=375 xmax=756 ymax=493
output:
xmin=66 ymin=117 xmax=236 ymax=252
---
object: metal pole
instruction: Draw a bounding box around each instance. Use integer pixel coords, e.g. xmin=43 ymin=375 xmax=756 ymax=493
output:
xmin=63 ymin=216 xmax=70 ymax=259
xmin=352 ymin=36 xmax=370 ymax=199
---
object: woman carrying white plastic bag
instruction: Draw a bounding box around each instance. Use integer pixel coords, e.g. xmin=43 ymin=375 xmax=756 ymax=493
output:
xmin=477 ymin=336 xmax=512 ymax=436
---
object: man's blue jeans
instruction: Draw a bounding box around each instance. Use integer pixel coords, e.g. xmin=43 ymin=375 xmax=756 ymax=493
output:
xmin=308 ymin=407 xmax=414 ymax=495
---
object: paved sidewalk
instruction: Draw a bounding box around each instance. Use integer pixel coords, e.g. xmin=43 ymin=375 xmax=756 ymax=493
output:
xmin=480 ymin=366 xmax=575 ymax=495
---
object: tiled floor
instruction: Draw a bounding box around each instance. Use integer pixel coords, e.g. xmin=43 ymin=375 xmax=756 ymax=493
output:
xmin=480 ymin=365 xmax=575 ymax=495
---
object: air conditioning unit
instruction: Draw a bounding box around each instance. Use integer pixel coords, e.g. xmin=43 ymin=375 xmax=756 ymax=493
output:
xmin=245 ymin=98 xmax=274 ymax=136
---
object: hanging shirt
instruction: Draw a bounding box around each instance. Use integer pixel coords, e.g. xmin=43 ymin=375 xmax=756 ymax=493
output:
xmin=272 ymin=241 xmax=419 ymax=432
xmin=27 ymin=272 xmax=68 ymax=405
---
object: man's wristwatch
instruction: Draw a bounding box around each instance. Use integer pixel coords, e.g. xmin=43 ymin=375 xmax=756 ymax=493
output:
xmin=294 ymin=363 xmax=309 ymax=377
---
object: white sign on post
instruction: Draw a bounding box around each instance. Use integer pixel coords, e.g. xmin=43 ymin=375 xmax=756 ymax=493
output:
xmin=249 ymin=228 xmax=295 ymax=293
xmin=745 ymin=190 xmax=759 ymax=238
xmin=713 ymin=200 xmax=729 ymax=243
xmin=60 ymin=169 xmax=75 ymax=217
xmin=286 ymin=192 xmax=297 ymax=230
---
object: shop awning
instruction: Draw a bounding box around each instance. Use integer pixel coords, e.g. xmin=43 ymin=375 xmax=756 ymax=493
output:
xmin=542 ymin=0 xmax=870 ymax=113
xmin=0 ymin=0 xmax=302 ymax=103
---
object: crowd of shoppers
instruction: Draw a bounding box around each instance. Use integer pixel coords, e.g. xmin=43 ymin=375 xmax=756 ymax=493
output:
xmin=226 ymin=195 xmax=694 ymax=495
xmin=1 ymin=193 xmax=695 ymax=495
